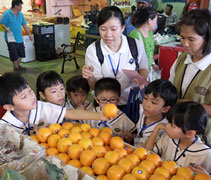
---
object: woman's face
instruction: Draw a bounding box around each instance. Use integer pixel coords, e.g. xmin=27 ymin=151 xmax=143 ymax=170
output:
xmin=180 ymin=25 xmax=205 ymax=59
xmin=99 ymin=17 xmax=125 ymax=49
xmin=148 ymin=16 xmax=158 ymax=31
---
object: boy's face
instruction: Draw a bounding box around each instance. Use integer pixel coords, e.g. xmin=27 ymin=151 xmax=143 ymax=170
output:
xmin=95 ymin=90 xmax=120 ymax=108
xmin=67 ymin=89 xmax=88 ymax=108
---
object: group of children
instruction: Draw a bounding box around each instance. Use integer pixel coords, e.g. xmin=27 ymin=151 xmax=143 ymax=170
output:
xmin=0 ymin=71 xmax=210 ymax=174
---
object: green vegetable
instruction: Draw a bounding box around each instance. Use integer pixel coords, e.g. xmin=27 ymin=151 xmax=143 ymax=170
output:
xmin=1 ymin=168 xmax=27 ymax=180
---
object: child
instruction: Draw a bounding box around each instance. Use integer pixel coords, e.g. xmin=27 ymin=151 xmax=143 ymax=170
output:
xmin=145 ymin=101 xmax=211 ymax=173
xmin=134 ymin=79 xmax=178 ymax=147
xmin=36 ymin=71 xmax=66 ymax=107
xmin=66 ymin=76 xmax=93 ymax=111
xmin=0 ymin=72 xmax=109 ymax=135
xmin=90 ymin=77 xmax=136 ymax=139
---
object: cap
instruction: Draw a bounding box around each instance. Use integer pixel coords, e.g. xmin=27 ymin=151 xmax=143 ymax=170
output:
xmin=136 ymin=0 xmax=151 ymax=3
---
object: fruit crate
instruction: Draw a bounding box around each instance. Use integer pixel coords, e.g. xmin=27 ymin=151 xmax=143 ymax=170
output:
xmin=34 ymin=34 xmax=55 ymax=44
xmin=33 ymin=24 xmax=54 ymax=35
xmin=35 ymin=50 xmax=56 ymax=61
xmin=34 ymin=42 xmax=55 ymax=52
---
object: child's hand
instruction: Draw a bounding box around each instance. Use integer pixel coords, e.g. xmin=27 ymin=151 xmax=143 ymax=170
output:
xmin=189 ymin=163 xmax=210 ymax=175
xmin=156 ymin=123 xmax=167 ymax=131
xmin=77 ymin=104 xmax=85 ymax=110
xmin=82 ymin=65 xmax=94 ymax=79
xmin=120 ymin=131 xmax=133 ymax=143
xmin=99 ymin=111 xmax=111 ymax=121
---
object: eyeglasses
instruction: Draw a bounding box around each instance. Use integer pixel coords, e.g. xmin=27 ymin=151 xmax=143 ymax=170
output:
xmin=96 ymin=98 xmax=119 ymax=104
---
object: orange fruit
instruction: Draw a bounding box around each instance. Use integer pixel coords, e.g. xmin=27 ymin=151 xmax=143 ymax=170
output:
xmin=171 ymin=175 xmax=186 ymax=180
xmin=68 ymin=132 xmax=82 ymax=144
xmin=114 ymin=148 xmax=128 ymax=159
xmin=58 ymin=129 xmax=70 ymax=138
xmin=92 ymin=145 xmax=106 ymax=158
xmin=162 ymin=160 xmax=178 ymax=175
xmin=176 ymin=167 xmax=194 ymax=180
xmin=80 ymin=149 xmax=96 ymax=166
xmin=46 ymin=147 xmax=59 ymax=156
xmin=30 ymin=135 xmax=39 ymax=143
xmin=81 ymin=166 xmax=94 ymax=176
xmin=194 ymin=173 xmax=210 ymax=180
xmin=124 ymin=144 xmax=133 ymax=155
xmin=107 ymin=165 xmax=125 ymax=180
xmin=49 ymin=123 xmax=62 ymax=134
xmin=97 ymin=175 xmax=108 ymax=180
xmin=139 ymin=160 xmax=155 ymax=175
xmin=99 ymin=131 xmax=112 ymax=145
xmin=110 ymin=136 xmax=124 ymax=150
xmin=154 ymin=167 xmax=171 ymax=180
xmin=57 ymin=153 xmax=70 ymax=164
xmin=73 ymin=122 xmax=81 ymax=127
xmin=133 ymin=147 xmax=148 ymax=161
xmin=47 ymin=134 xmax=61 ymax=148
xmin=62 ymin=122 xmax=73 ymax=130
xmin=105 ymin=151 xmax=120 ymax=165
xmin=131 ymin=166 xmax=149 ymax=180
xmin=68 ymin=159 xmax=81 ymax=168
xmin=78 ymin=138 xmax=93 ymax=150
xmin=36 ymin=128 xmax=52 ymax=143
xmin=103 ymin=103 xmax=119 ymax=118
xmin=122 ymin=174 xmax=137 ymax=180
xmin=67 ymin=144 xmax=83 ymax=160
xmin=101 ymin=127 xmax=113 ymax=135
xmin=80 ymin=123 xmax=91 ymax=132
xmin=146 ymin=153 xmax=162 ymax=168
xmin=127 ymin=154 xmax=140 ymax=166
xmin=92 ymin=158 xmax=110 ymax=175
xmin=92 ymin=136 xmax=104 ymax=146
xmin=149 ymin=173 xmax=166 ymax=180
xmin=104 ymin=145 xmax=112 ymax=152
xmin=40 ymin=142 xmax=49 ymax=149
xmin=118 ymin=158 xmax=134 ymax=173
xmin=81 ymin=132 xmax=92 ymax=139
xmin=71 ymin=126 xmax=82 ymax=133
xmin=57 ymin=138 xmax=72 ymax=153
xmin=89 ymin=128 xmax=100 ymax=137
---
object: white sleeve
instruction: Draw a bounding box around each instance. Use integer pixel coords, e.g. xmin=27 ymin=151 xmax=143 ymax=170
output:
xmin=168 ymin=58 xmax=178 ymax=83
xmin=153 ymin=134 xmax=168 ymax=156
xmin=135 ymin=39 xmax=148 ymax=70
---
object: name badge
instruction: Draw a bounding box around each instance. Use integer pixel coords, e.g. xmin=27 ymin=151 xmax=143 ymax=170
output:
xmin=129 ymin=58 xmax=134 ymax=64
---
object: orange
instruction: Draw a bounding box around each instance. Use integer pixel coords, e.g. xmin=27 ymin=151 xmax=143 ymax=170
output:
xmin=194 ymin=173 xmax=210 ymax=180
xmin=162 ymin=160 xmax=178 ymax=175
xmin=89 ymin=128 xmax=100 ymax=137
xmin=68 ymin=132 xmax=82 ymax=144
xmin=122 ymin=174 xmax=137 ymax=180
xmin=68 ymin=159 xmax=81 ymax=168
xmin=176 ymin=167 xmax=194 ymax=180
xmin=118 ymin=158 xmax=134 ymax=173
xmin=92 ymin=136 xmax=104 ymax=146
xmin=80 ymin=123 xmax=91 ymax=132
xmin=46 ymin=147 xmax=59 ymax=156
xmin=131 ymin=166 xmax=149 ymax=180
xmin=36 ymin=127 xmax=52 ymax=143
xmin=67 ymin=144 xmax=83 ymax=160
xmin=124 ymin=144 xmax=133 ymax=155
xmin=154 ymin=167 xmax=171 ymax=180
xmin=99 ymin=131 xmax=112 ymax=145
xmin=149 ymin=173 xmax=166 ymax=180
xmin=107 ymin=165 xmax=125 ymax=180
xmin=47 ymin=134 xmax=61 ymax=148
xmin=30 ymin=135 xmax=39 ymax=143
xmin=171 ymin=175 xmax=185 ymax=180
xmin=92 ymin=158 xmax=110 ymax=175
xmin=110 ymin=136 xmax=124 ymax=150
xmin=97 ymin=175 xmax=108 ymax=180
xmin=57 ymin=138 xmax=72 ymax=153
xmin=104 ymin=145 xmax=112 ymax=152
xmin=62 ymin=122 xmax=73 ymax=130
xmin=133 ymin=147 xmax=148 ymax=161
xmin=80 ymin=166 xmax=94 ymax=176
xmin=71 ymin=126 xmax=82 ymax=133
xmin=49 ymin=123 xmax=62 ymax=134
xmin=127 ymin=154 xmax=140 ymax=166
xmin=92 ymin=145 xmax=107 ymax=158
xmin=146 ymin=153 xmax=162 ymax=168
xmin=40 ymin=142 xmax=49 ymax=149
xmin=58 ymin=129 xmax=71 ymax=138
xmin=80 ymin=149 xmax=96 ymax=166
xmin=81 ymin=132 xmax=92 ymax=139
xmin=57 ymin=153 xmax=70 ymax=164
xmin=101 ymin=127 xmax=113 ymax=135
xmin=105 ymin=151 xmax=120 ymax=165
xmin=78 ymin=138 xmax=93 ymax=150
xmin=103 ymin=103 xmax=119 ymax=118
xmin=114 ymin=148 xmax=128 ymax=159
xmin=139 ymin=160 xmax=155 ymax=175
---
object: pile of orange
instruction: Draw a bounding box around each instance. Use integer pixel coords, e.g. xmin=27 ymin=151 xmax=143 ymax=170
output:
xmin=31 ymin=123 xmax=209 ymax=180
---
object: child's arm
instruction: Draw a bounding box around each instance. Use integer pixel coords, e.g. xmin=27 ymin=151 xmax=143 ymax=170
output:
xmin=145 ymin=123 xmax=166 ymax=151
xmin=189 ymin=164 xmax=210 ymax=176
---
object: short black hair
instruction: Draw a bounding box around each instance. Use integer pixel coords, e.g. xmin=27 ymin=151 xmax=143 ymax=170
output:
xmin=36 ymin=71 xmax=64 ymax=100
xmin=97 ymin=6 xmax=124 ymax=28
xmin=12 ymin=0 xmax=23 ymax=8
xmin=66 ymin=76 xmax=90 ymax=94
xmin=145 ymin=79 xmax=178 ymax=107
xmin=0 ymin=72 xmax=28 ymax=106
xmin=166 ymin=4 xmax=173 ymax=10
xmin=178 ymin=9 xmax=211 ymax=56
xmin=95 ymin=78 xmax=121 ymax=97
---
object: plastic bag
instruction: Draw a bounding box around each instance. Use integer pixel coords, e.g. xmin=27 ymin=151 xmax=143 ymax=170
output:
xmin=147 ymin=66 xmax=161 ymax=82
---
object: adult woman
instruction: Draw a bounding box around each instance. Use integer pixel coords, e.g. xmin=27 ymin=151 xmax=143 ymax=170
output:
xmin=82 ymin=6 xmax=148 ymax=107
xmin=169 ymin=9 xmax=211 ymax=143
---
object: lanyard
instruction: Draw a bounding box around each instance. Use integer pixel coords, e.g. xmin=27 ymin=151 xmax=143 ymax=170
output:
xmin=174 ymin=136 xmax=198 ymax=162
xmin=98 ymin=121 xmax=109 ymax=127
xmin=108 ymin=54 xmax=121 ymax=77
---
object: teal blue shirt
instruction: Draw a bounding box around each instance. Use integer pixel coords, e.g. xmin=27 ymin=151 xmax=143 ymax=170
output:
xmin=0 ymin=9 xmax=26 ymax=43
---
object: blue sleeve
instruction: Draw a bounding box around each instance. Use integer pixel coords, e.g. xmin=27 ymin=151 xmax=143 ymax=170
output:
xmin=0 ymin=12 xmax=9 ymax=25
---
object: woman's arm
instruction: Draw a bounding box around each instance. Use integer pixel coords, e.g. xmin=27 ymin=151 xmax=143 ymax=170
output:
xmin=82 ymin=65 xmax=96 ymax=89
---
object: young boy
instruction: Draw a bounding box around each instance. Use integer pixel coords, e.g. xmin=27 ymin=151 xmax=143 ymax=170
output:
xmin=134 ymin=79 xmax=178 ymax=147
xmin=89 ymin=78 xmax=136 ymax=140
xmin=0 ymin=72 xmax=109 ymax=135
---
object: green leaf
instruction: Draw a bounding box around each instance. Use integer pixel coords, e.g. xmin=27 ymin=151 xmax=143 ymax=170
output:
xmin=1 ymin=168 xmax=27 ymax=180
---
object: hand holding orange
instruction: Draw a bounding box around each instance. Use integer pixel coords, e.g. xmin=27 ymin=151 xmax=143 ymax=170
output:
xmin=103 ymin=104 xmax=119 ymax=118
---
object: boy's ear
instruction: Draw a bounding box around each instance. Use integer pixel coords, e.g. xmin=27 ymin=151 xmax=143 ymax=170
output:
xmin=39 ymin=91 xmax=46 ymax=100
xmin=185 ymin=130 xmax=196 ymax=138
xmin=162 ymin=105 xmax=171 ymax=113
xmin=3 ymin=104 xmax=15 ymax=111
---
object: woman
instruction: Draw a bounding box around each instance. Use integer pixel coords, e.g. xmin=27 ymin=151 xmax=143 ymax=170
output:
xmin=82 ymin=6 xmax=148 ymax=108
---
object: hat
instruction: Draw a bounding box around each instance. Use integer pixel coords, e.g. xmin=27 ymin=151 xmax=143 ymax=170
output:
xmin=136 ymin=0 xmax=151 ymax=3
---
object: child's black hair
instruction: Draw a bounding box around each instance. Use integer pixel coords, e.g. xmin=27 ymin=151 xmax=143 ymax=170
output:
xmin=144 ymin=79 xmax=178 ymax=107
xmin=66 ymin=76 xmax=90 ymax=94
xmin=36 ymin=71 xmax=64 ymax=100
xmin=95 ymin=78 xmax=121 ymax=97
xmin=0 ymin=72 xmax=28 ymax=106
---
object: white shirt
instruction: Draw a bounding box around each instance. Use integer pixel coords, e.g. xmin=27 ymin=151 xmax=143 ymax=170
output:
xmin=85 ymin=35 xmax=148 ymax=105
